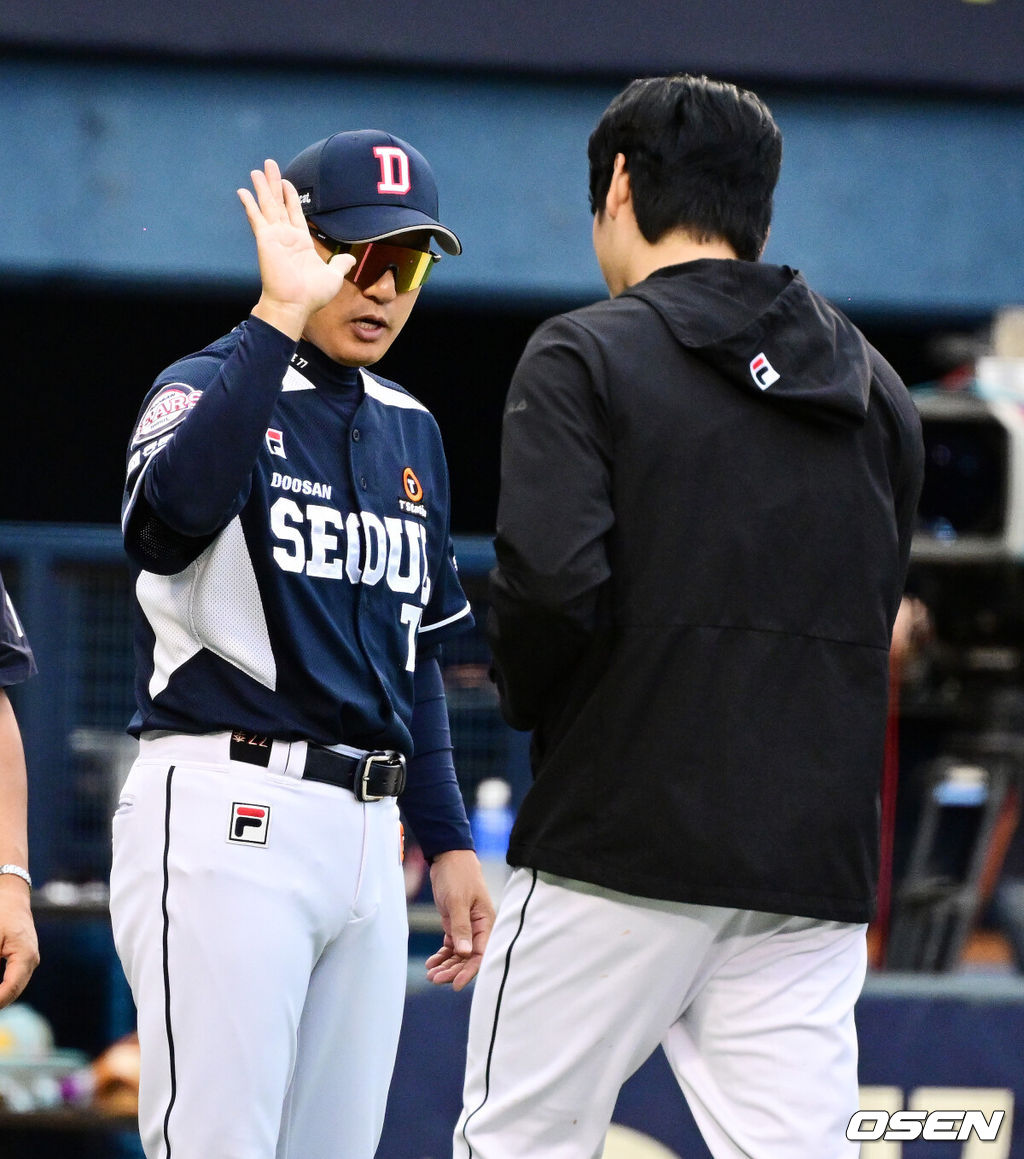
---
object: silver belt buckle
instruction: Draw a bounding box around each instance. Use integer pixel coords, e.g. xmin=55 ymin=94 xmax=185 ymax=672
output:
xmin=357 ymin=751 xmax=405 ymax=802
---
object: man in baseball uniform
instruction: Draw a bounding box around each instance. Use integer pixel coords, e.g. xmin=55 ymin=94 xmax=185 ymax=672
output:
xmin=110 ymin=131 xmax=493 ymax=1159
xmin=443 ymin=76 xmax=924 ymax=1158
xmin=0 ymin=570 xmax=39 ymax=1009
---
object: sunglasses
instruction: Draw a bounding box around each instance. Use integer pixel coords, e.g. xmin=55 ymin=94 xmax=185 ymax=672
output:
xmin=308 ymin=225 xmax=440 ymax=293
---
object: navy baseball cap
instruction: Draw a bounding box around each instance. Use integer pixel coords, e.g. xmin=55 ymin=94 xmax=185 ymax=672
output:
xmin=283 ymin=129 xmax=462 ymax=256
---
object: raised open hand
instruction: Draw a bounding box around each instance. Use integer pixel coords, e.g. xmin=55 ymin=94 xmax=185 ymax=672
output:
xmin=237 ymin=159 xmax=355 ymax=340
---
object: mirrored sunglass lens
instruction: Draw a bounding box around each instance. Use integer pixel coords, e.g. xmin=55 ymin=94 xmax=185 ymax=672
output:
xmin=348 ymin=243 xmax=434 ymax=292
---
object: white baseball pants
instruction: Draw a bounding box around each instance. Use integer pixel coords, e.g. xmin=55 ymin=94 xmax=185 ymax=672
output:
xmin=109 ymin=733 xmax=408 ymax=1159
xmin=454 ymin=868 xmax=867 ymax=1159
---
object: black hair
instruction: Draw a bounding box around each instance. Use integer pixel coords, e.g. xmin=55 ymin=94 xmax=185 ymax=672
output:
xmin=587 ymin=74 xmax=782 ymax=262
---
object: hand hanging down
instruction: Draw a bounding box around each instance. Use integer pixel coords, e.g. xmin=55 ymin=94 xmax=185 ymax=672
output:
xmin=0 ymin=689 xmax=39 ymax=1011
xmin=425 ymin=849 xmax=495 ymax=991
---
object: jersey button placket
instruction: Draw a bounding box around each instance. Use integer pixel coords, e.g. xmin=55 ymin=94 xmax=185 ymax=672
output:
xmin=348 ymin=414 xmax=397 ymax=723
xmin=351 ymin=427 xmax=368 ymax=488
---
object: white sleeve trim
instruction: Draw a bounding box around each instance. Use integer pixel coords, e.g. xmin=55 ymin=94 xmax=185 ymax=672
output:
xmin=419 ymin=601 xmax=473 ymax=635
xmin=121 ymin=452 xmax=156 ymax=534
xmin=4 ymin=592 xmax=26 ymax=639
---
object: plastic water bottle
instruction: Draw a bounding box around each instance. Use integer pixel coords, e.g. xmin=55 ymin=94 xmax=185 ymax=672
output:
xmin=471 ymin=777 xmax=514 ymax=904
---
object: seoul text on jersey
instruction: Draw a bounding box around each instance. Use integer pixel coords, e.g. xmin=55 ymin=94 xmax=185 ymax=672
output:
xmin=269 ymin=497 xmax=433 ymax=606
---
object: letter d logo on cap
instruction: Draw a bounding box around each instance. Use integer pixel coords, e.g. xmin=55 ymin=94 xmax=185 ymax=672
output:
xmin=374 ymin=146 xmax=411 ymax=195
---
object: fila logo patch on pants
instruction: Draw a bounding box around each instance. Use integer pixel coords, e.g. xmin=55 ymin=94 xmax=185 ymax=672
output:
xmin=228 ymin=802 xmax=271 ymax=845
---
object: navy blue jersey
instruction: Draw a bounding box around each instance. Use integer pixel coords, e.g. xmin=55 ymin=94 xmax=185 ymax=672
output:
xmin=122 ymin=317 xmax=473 ymax=753
xmin=0 ymin=571 xmax=36 ymax=687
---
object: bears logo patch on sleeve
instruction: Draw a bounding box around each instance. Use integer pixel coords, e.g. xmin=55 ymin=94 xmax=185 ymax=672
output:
xmin=133 ymin=383 xmax=203 ymax=445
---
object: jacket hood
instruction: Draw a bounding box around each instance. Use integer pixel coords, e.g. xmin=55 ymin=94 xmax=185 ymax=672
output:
xmin=625 ymin=260 xmax=872 ymax=427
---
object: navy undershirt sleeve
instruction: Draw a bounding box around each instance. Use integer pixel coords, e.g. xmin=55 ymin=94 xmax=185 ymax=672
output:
xmin=401 ymin=652 xmax=474 ymax=861
xmin=144 ymin=317 xmax=296 ymax=537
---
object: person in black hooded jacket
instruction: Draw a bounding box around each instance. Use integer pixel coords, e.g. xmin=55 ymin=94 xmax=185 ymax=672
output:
xmin=440 ymin=75 xmax=925 ymax=1159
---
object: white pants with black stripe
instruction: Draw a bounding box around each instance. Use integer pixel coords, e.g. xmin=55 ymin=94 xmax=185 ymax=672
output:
xmin=454 ymin=868 xmax=867 ymax=1159
xmin=109 ymin=734 xmax=408 ymax=1159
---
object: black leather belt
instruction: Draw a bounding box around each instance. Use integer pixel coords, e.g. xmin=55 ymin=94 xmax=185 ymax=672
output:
xmin=304 ymin=745 xmax=407 ymax=801
xmin=229 ymin=730 xmax=406 ymax=801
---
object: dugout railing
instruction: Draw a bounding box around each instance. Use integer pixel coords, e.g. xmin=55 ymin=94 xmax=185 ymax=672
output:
xmin=7 ymin=520 xmax=1019 ymax=975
